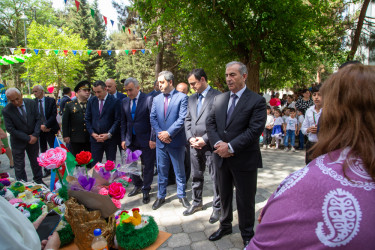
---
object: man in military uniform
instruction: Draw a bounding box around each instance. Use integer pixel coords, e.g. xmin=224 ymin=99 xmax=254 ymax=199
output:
xmin=62 ymin=81 xmax=91 ymax=156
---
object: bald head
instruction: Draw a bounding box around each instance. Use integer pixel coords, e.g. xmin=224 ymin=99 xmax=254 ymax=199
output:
xmin=5 ymin=88 xmax=23 ymax=107
xmin=176 ymin=82 xmax=189 ymax=95
xmin=32 ymin=85 xmax=45 ymax=99
xmin=105 ymin=78 xmax=117 ymax=94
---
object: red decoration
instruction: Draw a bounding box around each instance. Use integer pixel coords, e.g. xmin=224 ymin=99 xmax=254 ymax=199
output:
xmin=103 ymin=16 xmax=107 ymax=25
xmin=108 ymin=182 xmax=125 ymax=200
xmin=76 ymin=151 xmax=92 ymax=165
xmin=1 ymin=148 xmax=6 ymax=154
xmin=132 ymin=50 xmax=136 ymax=55
xmin=75 ymin=0 xmax=80 ymax=12
xmin=97 ymin=50 xmax=102 ymax=56
xmin=47 ymin=85 xmax=54 ymax=93
xmin=144 ymin=36 xmax=147 ymax=42
xmin=128 ymin=28 xmax=131 ymax=34
xmin=21 ymin=48 xmax=26 ymax=54
xmin=63 ymin=50 xmax=68 ymax=56
xmin=156 ymin=41 xmax=159 ymax=46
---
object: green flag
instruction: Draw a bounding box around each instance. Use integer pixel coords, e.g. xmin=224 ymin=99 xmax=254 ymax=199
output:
xmin=90 ymin=8 xmax=95 ymax=18
xmin=125 ymin=50 xmax=129 ymax=55
xmin=122 ymin=26 xmax=125 ymax=32
xmin=65 ymin=151 xmax=77 ymax=176
xmin=53 ymin=50 xmax=59 ymax=55
xmin=87 ymin=50 xmax=92 ymax=55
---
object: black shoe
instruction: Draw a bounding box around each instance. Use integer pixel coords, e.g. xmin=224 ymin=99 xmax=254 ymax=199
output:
xmin=209 ymin=210 xmax=221 ymax=224
xmin=244 ymin=240 xmax=250 ymax=247
xmin=183 ymin=204 xmax=203 ymax=216
xmin=209 ymin=228 xmax=232 ymax=241
xmin=179 ymin=197 xmax=191 ymax=208
xmin=35 ymin=179 xmax=47 ymax=187
xmin=143 ymin=192 xmax=150 ymax=204
xmin=152 ymin=198 xmax=165 ymax=210
xmin=128 ymin=186 xmax=142 ymax=197
xmin=43 ymin=169 xmax=51 ymax=178
xmin=10 ymin=165 xmax=14 ymax=169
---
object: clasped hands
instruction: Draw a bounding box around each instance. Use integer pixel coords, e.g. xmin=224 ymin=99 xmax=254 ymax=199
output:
xmin=158 ymin=131 xmax=171 ymax=144
xmin=214 ymin=141 xmax=234 ymax=158
xmin=189 ymin=137 xmax=206 ymax=149
xmin=40 ymin=125 xmax=51 ymax=133
xmin=92 ymin=133 xmax=110 ymax=142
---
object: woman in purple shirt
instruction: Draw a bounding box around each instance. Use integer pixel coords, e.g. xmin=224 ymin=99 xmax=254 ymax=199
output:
xmin=247 ymin=64 xmax=375 ymax=249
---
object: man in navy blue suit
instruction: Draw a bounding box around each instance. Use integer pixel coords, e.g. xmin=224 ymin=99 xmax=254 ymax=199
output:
xmin=59 ymin=87 xmax=71 ymax=116
xmin=148 ymin=80 xmax=161 ymax=97
xmin=32 ymin=85 xmax=60 ymax=177
xmin=150 ymin=71 xmax=190 ymax=210
xmin=120 ymin=77 xmax=156 ymax=204
xmin=85 ymin=81 xmax=120 ymax=165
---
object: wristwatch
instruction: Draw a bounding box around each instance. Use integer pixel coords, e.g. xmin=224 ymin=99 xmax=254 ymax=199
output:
xmin=107 ymin=132 xmax=112 ymax=139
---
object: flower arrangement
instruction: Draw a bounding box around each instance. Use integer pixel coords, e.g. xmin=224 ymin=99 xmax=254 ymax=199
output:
xmin=37 ymin=147 xmax=67 ymax=186
xmin=75 ymin=151 xmax=96 ymax=191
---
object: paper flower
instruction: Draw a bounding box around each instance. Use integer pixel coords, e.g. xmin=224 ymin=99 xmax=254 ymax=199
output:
xmin=125 ymin=149 xmax=142 ymax=164
xmin=76 ymin=151 xmax=92 ymax=166
xmin=1 ymin=148 xmax=6 ymax=154
xmin=37 ymin=147 xmax=67 ymax=169
xmin=94 ymin=163 xmax=104 ymax=171
xmin=111 ymin=198 xmax=121 ymax=208
xmin=105 ymin=160 xmax=115 ymax=171
xmin=78 ymin=175 xmax=96 ymax=191
xmin=108 ymin=182 xmax=125 ymax=200
xmin=99 ymin=187 xmax=109 ymax=196
xmin=98 ymin=168 xmax=111 ymax=180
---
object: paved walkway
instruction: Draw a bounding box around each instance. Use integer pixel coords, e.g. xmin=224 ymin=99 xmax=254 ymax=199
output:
xmin=0 ymin=147 xmax=306 ymax=250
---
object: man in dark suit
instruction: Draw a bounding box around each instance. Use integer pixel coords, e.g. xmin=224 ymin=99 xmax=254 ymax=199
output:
xmin=206 ymin=61 xmax=266 ymax=247
xmin=150 ymin=71 xmax=190 ymax=210
xmin=85 ymin=81 xmax=120 ymax=165
xmin=32 ymin=85 xmax=60 ymax=177
xmin=59 ymin=87 xmax=71 ymax=116
xmin=3 ymin=88 xmax=45 ymax=184
xmin=62 ymin=81 xmax=91 ymax=156
xmin=148 ymin=80 xmax=161 ymax=97
xmin=120 ymin=77 xmax=155 ymax=204
xmin=183 ymin=69 xmax=222 ymax=223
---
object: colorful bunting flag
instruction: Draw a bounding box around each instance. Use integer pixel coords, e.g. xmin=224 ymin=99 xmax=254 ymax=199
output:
xmin=132 ymin=49 xmax=136 ymax=55
xmin=103 ymin=16 xmax=107 ymax=25
xmin=144 ymin=36 xmax=147 ymax=43
xmin=87 ymin=50 xmax=92 ymax=55
xmin=122 ymin=26 xmax=125 ymax=32
xmin=118 ymin=24 xmax=121 ymax=31
xmin=97 ymin=50 xmax=102 ymax=56
xmin=156 ymin=41 xmax=159 ymax=46
xmin=53 ymin=50 xmax=59 ymax=55
xmin=21 ymin=48 xmax=26 ymax=54
xmin=110 ymin=20 xmax=114 ymax=26
xmin=64 ymin=0 xmax=67 ymax=4
xmin=90 ymin=8 xmax=95 ymax=18
xmin=34 ymin=49 xmax=39 ymax=55
xmin=75 ymin=0 xmax=80 ymax=12
xmin=72 ymin=50 xmax=77 ymax=55
xmin=115 ymin=50 xmax=120 ymax=55
xmin=107 ymin=50 xmax=112 ymax=55
xmin=125 ymin=50 xmax=129 ymax=55
xmin=141 ymin=49 xmax=145 ymax=54
xmin=128 ymin=28 xmax=131 ymax=34
xmin=9 ymin=48 xmax=15 ymax=54
xmin=45 ymin=49 xmax=51 ymax=55
xmin=133 ymin=30 xmax=136 ymax=35
xmin=63 ymin=50 xmax=68 ymax=56
xmin=78 ymin=50 xmax=83 ymax=56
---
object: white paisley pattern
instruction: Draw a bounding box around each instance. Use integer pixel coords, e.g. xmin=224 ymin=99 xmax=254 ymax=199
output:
xmin=316 ymin=155 xmax=375 ymax=191
xmin=273 ymin=166 xmax=309 ymax=198
xmin=316 ymin=188 xmax=362 ymax=247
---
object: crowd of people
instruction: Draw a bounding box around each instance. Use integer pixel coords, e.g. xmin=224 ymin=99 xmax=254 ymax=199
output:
xmin=0 ymin=60 xmax=374 ymax=249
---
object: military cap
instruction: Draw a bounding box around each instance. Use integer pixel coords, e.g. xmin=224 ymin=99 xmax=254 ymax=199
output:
xmin=74 ymin=80 xmax=91 ymax=92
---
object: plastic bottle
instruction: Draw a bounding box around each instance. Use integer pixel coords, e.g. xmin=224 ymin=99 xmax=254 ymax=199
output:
xmin=91 ymin=229 xmax=108 ymax=250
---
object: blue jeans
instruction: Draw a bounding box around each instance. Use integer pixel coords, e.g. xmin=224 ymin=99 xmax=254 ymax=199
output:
xmin=156 ymin=146 xmax=186 ymax=199
xmin=284 ymin=130 xmax=296 ymax=147
xmin=298 ymin=130 xmax=304 ymax=149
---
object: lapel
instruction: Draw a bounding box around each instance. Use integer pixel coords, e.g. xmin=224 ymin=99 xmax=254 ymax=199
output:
xmin=14 ymin=104 xmax=27 ymax=124
xmin=191 ymin=94 xmax=198 ymax=120
xmin=134 ymin=92 xmax=144 ymax=120
xmin=225 ymin=88 xmax=250 ymax=128
xmin=165 ymin=90 xmax=177 ymax=120
xmin=196 ymin=88 xmax=214 ymax=121
xmin=100 ymin=95 xmax=112 ymax=118
xmin=218 ymin=92 xmax=230 ymax=126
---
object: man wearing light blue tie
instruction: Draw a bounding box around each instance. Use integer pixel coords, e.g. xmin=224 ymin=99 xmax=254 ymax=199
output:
xmin=150 ymin=71 xmax=190 ymax=210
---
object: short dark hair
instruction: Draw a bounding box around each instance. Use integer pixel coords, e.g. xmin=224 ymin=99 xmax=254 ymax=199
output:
xmin=92 ymin=80 xmax=106 ymax=89
xmin=339 ymin=60 xmax=362 ymax=69
xmin=311 ymin=83 xmax=321 ymax=94
xmin=289 ymin=108 xmax=296 ymax=113
xmin=63 ymin=87 xmax=71 ymax=95
xmin=187 ymin=68 xmax=208 ymax=82
xmin=120 ymin=79 xmax=126 ymax=84
xmin=266 ymin=106 xmax=271 ymax=110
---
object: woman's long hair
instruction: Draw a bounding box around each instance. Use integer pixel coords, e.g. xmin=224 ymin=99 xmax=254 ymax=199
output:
xmin=310 ymin=64 xmax=375 ymax=181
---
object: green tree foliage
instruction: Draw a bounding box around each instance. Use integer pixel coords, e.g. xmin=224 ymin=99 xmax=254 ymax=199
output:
xmin=134 ymin=0 xmax=356 ymax=92
xmin=21 ymin=22 xmax=88 ymax=96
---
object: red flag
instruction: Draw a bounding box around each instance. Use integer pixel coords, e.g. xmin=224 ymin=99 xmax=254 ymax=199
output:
xmin=132 ymin=49 xmax=136 ymax=55
xmin=63 ymin=50 xmax=68 ymax=56
xmin=103 ymin=16 xmax=107 ymax=25
xmin=97 ymin=50 xmax=102 ymax=56
xmin=21 ymin=48 xmax=26 ymax=54
xmin=75 ymin=0 xmax=80 ymax=12
xmin=144 ymin=36 xmax=147 ymax=43
xmin=156 ymin=41 xmax=159 ymax=46
xmin=128 ymin=28 xmax=131 ymax=34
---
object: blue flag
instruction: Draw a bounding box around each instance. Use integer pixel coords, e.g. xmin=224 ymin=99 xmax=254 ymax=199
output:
xmin=34 ymin=49 xmax=39 ymax=55
xmin=110 ymin=20 xmax=114 ymax=26
xmin=72 ymin=50 xmax=77 ymax=56
xmin=107 ymin=50 xmax=112 ymax=56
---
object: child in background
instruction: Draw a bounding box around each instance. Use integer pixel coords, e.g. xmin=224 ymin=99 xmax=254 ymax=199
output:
xmin=282 ymin=108 xmax=289 ymax=123
xmin=271 ymin=109 xmax=284 ymax=149
xmin=283 ymin=108 xmax=298 ymax=152
xmin=263 ymin=106 xmax=274 ymax=149
xmin=297 ymin=109 xmax=305 ymax=150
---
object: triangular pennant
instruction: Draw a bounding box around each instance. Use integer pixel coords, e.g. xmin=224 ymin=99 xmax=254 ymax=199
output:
xmin=78 ymin=50 xmax=83 ymax=56
xmin=45 ymin=49 xmax=51 ymax=55
xmin=122 ymin=26 xmax=125 ymax=32
xmin=87 ymin=50 xmax=92 ymax=55
xmin=144 ymin=36 xmax=147 ymax=43
xmin=110 ymin=20 xmax=114 ymax=26
xmin=75 ymin=0 xmax=80 ymax=12
xmin=21 ymin=48 xmax=26 ymax=54
xmin=115 ymin=50 xmax=120 ymax=55
xmin=90 ymin=8 xmax=95 ymax=18
xmin=156 ymin=41 xmax=159 ymax=46
xmin=132 ymin=49 xmax=136 ymax=55
xmin=72 ymin=50 xmax=77 ymax=55
xmin=149 ymin=49 xmax=152 ymax=54
xmin=125 ymin=50 xmax=129 ymax=55
xmin=9 ymin=48 xmax=15 ymax=54
xmin=64 ymin=0 xmax=67 ymax=3
xmin=97 ymin=50 xmax=102 ymax=56
xmin=107 ymin=50 xmax=112 ymax=56
xmin=117 ymin=23 xmax=121 ymax=31
xmin=34 ymin=49 xmax=39 ymax=55
xmin=141 ymin=49 xmax=145 ymax=54
xmin=63 ymin=50 xmax=68 ymax=56
xmin=103 ymin=16 xmax=107 ymax=25
xmin=128 ymin=28 xmax=131 ymax=34
xmin=133 ymin=30 xmax=136 ymax=35
xmin=54 ymin=50 xmax=59 ymax=55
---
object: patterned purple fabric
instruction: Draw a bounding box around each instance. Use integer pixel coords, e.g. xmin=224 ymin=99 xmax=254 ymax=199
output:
xmin=247 ymin=148 xmax=375 ymax=249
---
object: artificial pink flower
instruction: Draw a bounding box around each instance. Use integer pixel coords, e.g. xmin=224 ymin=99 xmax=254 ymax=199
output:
xmin=99 ymin=187 xmax=109 ymax=196
xmin=108 ymin=182 xmax=125 ymax=200
xmin=104 ymin=160 xmax=115 ymax=171
xmin=111 ymin=198 xmax=121 ymax=208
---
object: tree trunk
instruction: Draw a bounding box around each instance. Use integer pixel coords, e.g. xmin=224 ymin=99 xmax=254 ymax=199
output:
xmin=155 ymin=26 xmax=163 ymax=79
xmin=347 ymin=0 xmax=371 ymax=61
xmin=245 ymin=61 xmax=260 ymax=93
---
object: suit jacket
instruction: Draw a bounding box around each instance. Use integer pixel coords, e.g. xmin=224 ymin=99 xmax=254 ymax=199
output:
xmin=148 ymin=90 xmax=161 ymax=98
xmin=85 ymin=94 xmax=120 ymax=136
xmin=185 ymin=87 xmax=221 ymax=149
xmin=62 ymin=99 xmax=90 ymax=143
xmin=35 ymin=97 xmax=59 ymax=132
xmin=120 ymin=92 xmax=155 ymax=148
xmin=114 ymin=91 xmax=127 ymax=101
xmin=150 ymin=89 xmax=188 ymax=148
xmin=3 ymin=98 xmax=41 ymax=150
xmin=59 ymin=95 xmax=71 ymax=115
xmin=206 ymin=88 xmax=267 ymax=171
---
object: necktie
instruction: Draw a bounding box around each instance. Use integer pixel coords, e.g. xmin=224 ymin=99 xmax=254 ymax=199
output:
xmin=39 ymin=100 xmax=46 ymax=124
xmin=80 ymin=102 xmax=86 ymax=110
xmin=131 ymin=98 xmax=137 ymax=120
xmin=99 ymin=99 xmax=104 ymax=114
xmin=20 ymin=104 xmax=27 ymax=122
xmin=196 ymin=94 xmax=203 ymax=115
xmin=164 ymin=94 xmax=170 ymax=118
xmin=226 ymin=94 xmax=238 ymax=125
